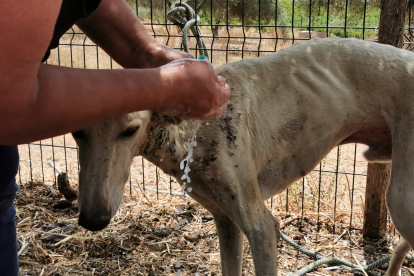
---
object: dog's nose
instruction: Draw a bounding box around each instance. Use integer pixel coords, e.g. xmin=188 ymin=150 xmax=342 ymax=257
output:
xmin=78 ymin=212 xmax=111 ymax=231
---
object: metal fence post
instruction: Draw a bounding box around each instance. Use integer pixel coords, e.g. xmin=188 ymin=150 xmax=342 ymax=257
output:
xmin=362 ymin=0 xmax=408 ymax=238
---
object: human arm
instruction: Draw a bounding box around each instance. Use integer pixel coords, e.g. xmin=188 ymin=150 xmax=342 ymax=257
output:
xmin=0 ymin=0 xmax=229 ymax=145
xmin=76 ymin=0 xmax=193 ymax=68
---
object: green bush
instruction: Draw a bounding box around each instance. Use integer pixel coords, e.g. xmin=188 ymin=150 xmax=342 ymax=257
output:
xmin=126 ymin=0 xmax=380 ymax=39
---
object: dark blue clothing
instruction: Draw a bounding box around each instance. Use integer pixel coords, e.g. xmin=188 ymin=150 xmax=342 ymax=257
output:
xmin=0 ymin=146 xmax=19 ymax=276
xmin=42 ymin=0 xmax=102 ymax=62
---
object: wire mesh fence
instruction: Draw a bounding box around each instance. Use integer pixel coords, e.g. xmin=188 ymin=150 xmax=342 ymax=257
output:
xmin=16 ymin=0 xmax=414 ymax=274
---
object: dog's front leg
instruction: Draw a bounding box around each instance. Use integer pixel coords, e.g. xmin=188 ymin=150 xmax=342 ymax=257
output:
xmin=188 ymin=188 xmax=245 ymax=275
xmin=206 ymin=176 xmax=280 ymax=275
xmin=213 ymin=212 xmax=244 ymax=275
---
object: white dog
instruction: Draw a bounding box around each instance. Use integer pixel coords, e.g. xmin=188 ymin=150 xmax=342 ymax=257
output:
xmin=73 ymin=37 xmax=413 ymax=275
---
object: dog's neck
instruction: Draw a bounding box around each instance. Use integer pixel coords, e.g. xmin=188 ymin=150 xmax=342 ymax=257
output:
xmin=140 ymin=115 xmax=201 ymax=179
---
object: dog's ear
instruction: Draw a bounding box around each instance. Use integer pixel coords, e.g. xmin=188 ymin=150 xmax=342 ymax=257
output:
xmin=151 ymin=112 xmax=182 ymax=126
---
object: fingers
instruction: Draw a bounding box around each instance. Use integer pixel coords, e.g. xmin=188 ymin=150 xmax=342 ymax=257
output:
xmin=216 ymin=76 xmax=231 ymax=107
xmin=158 ymin=58 xmax=231 ymax=120
xmin=206 ymin=103 xmax=228 ymax=119
xmin=217 ymin=75 xmax=226 ymax=86
xmin=216 ymin=102 xmax=228 ymax=117
xmin=220 ymin=81 xmax=231 ymax=103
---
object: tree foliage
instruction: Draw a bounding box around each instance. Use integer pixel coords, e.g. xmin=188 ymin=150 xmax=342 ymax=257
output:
xmin=186 ymin=0 xmax=283 ymax=26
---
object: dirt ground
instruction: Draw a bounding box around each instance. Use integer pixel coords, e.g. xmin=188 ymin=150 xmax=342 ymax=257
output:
xmin=15 ymin=178 xmax=413 ymax=276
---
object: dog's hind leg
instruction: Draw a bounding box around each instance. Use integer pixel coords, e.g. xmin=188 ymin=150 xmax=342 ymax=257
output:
xmin=385 ymin=239 xmax=411 ymax=276
xmin=385 ymin=117 xmax=414 ymax=274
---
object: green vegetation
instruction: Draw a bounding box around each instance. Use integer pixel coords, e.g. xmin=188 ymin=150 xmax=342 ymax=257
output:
xmin=280 ymin=0 xmax=380 ymax=38
xmin=127 ymin=0 xmax=382 ymax=39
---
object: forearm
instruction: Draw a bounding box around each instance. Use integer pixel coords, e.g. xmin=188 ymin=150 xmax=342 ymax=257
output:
xmin=76 ymin=0 xmax=158 ymax=68
xmin=0 ymin=64 xmax=168 ymax=145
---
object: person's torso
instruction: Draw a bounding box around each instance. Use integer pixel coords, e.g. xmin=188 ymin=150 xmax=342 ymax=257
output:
xmin=42 ymin=0 xmax=102 ymax=62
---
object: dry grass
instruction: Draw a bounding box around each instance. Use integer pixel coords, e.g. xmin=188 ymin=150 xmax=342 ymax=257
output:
xmin=15 ymin=178 xmax=413 ymax=276
xmin=15 ymin=23 xmax=414 ymax=275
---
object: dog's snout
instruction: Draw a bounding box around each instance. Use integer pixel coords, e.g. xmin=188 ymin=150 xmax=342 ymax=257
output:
xmin=78 ymin=212 xmax=111 ymax=231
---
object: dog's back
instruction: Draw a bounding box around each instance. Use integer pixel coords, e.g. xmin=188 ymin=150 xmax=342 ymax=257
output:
xmin=207 ymin=37 xmax=414 ymax=198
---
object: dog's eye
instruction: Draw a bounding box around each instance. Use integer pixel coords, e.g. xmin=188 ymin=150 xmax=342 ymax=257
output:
xmin=72 ymin=130 xmax=86 ymax=140
xmin=119 ymin=127 xmax=140 ymax=139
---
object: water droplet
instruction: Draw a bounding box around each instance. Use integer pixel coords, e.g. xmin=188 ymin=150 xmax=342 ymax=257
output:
xmin=166 ymin=268 xmax=171 ymax=272
xmin=193 ymin=231 xmax=198 ymax=235
xmin=174 ymin=224 xmax=180 ymax=230
xmin=195 ymin=206 xmax=199 ymax=211
xmin=176 ymin=269 xmax=182 ymax=276
xmin=179 ymin=218 xmax=187 ymax=225
xmin=160 ymin=159 xmax=163 ymax=162
xmin=206 ymin=122 xmax=209 ymax=125
xmin=176 ymin=206 xmax=183 ymax=213
xmin=176 ymin=260 xmax=182 ymax=267
xmin=187 ymin=187 xmax=192 ymax=192
xmin=190 ymin=158 xmax=193 ymax=163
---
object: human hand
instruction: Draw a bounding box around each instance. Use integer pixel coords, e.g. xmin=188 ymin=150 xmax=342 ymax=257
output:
xmin=139 ymin=43 xmax=194 ymax=68
xmin=158 ymin=58 xmax=231 ymax=120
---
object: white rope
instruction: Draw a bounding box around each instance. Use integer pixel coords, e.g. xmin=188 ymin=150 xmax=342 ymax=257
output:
xmin=167 ymin=1 xmax=209 ymax=59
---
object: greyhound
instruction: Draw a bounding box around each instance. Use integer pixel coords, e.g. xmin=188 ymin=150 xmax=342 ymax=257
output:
xmin=73 ymin=37 xmax=413 ymax=275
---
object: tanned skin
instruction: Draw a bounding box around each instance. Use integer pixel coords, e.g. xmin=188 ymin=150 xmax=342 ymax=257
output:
xmin=0 ymin=0 xmax=230 ymax=145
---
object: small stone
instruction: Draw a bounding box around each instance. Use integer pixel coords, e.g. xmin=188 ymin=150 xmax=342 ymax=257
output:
xmin=176 ymin=269 xmax=182 ymax=276
xmin=176 ymin=260 xmax=182 ymax=268
xmin=176 ymin=206 xmax=184 ymax=213
xmin=174 ymin=224 xmax=180 ymax=230
xmin=187 ymin=187 xmax=193 ymax=192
